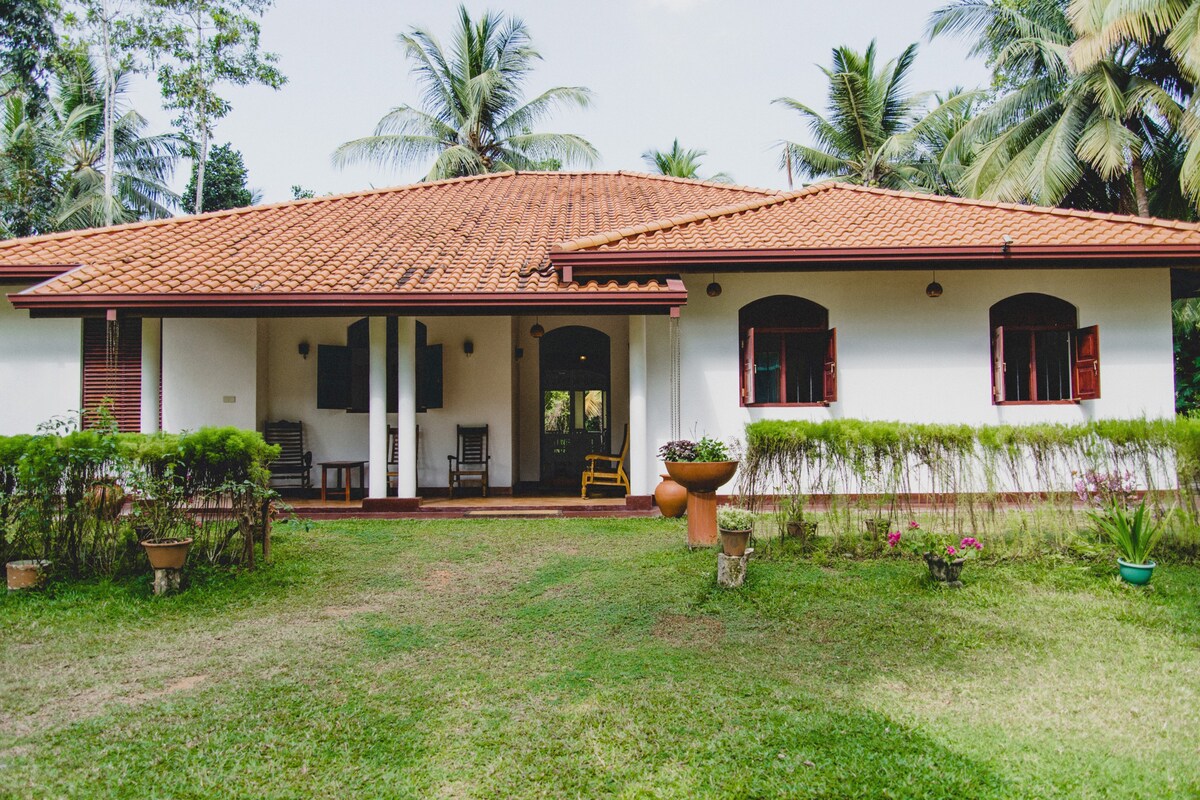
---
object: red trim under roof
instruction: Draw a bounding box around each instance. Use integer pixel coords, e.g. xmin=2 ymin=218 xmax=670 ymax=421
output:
xmin=8 ymin=282 xmax=690 ymax=318
xmin=0 ymin=264 xmax=76 ymax=283
xmin=552 ymin=244 xmax=1200 ymax=276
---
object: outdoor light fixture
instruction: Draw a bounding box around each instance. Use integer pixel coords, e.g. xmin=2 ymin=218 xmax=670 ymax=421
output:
xmin=463 ymin=339 xmax=474 ymax=356
xmin=926 ymin=270 xmax=943 ymax=298
xmin=1002 ymin=234 xmax=1014 ymax=255
xmin=706 ymin=273 xmax=722 ymax=297
xmin=298 ymin=341 xmax=310 ymax=359
xmin=530 ymin=317 xmax=545 ymax=338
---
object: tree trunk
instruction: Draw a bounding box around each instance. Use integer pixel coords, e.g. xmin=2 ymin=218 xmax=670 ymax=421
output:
xmin=100 ymin=0 xmax=116 ymax=227
xmin=1131 ymin=154 xmax=1150 ymax=217
xmin=192 ymin=13 xmax=207 ymax=214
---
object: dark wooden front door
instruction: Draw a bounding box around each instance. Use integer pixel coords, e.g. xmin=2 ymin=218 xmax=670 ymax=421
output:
xmin=539 ymin=327 xmax=610 ymax=487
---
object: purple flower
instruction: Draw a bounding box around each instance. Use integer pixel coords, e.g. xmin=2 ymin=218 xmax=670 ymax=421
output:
xmin=887 ymin=531 xmax=902 ymax=548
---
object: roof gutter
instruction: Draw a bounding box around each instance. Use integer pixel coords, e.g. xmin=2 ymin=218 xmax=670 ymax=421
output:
xmin=552 ymin=244 xmax=1200 ymax=275
xmin=8 ymin=283 xmax=689 ymax=318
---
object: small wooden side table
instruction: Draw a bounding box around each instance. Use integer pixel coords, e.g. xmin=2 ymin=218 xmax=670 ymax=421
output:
xmin=319 ymin=460 xmax=366 ymax=502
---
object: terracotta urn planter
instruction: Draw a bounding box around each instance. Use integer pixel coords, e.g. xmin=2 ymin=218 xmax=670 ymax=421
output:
xmin=653 ymin=474 xmax=687 ymax=518
xmin=140 ymin=537 xmax=194 ymax=570
xmin=664 ymin=461 xmax=739 ymax=548
xmin=718 ymin=527 xmax=751 ymax=557
xmin=6 ymin=559 xmax=51 ymax=591
xmin=923 ymin=553 xmax=966 ymax=588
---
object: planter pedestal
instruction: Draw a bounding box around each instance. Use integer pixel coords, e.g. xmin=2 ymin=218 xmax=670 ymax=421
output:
xmin=153 ymin=567 xmax=182 ymax=596
xmin=664 ymin=461 xmax=739 ymax=550
xmin=717 ymin=549 xmax=752 ymax=588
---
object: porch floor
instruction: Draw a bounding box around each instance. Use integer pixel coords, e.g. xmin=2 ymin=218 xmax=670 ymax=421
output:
xmin=283 ymin=493 xmax=656 ymax=520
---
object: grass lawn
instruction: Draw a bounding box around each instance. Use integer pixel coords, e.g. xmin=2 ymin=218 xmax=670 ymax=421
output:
xmin=2 ymin=517 xmax=1199 ymax=799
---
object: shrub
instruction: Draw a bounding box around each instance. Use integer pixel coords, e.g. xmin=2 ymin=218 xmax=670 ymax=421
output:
xmin=716 ymin=506 xmax=755 ymax=531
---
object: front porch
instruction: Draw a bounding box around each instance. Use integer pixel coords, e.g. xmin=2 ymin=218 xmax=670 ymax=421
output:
xmin=284 ymin=492 xmax=656 ymax=520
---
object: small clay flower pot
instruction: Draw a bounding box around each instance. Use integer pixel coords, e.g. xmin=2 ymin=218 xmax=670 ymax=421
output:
xmin=6 ymin=559 xmax=51 ymax=591
xmin=719 ymin=527 xmax=751 ymax=557
xmin=140 ymin=537 xmax=194 ymax=570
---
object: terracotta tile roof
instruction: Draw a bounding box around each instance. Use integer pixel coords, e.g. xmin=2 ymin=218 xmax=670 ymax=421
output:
xmin=0 ymin=172 xmax=775 ymax=300
xmin=552 ymin=182 xmax=1200 ymax=254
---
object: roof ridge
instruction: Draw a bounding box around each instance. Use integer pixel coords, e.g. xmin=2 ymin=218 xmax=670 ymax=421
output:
xmin=552 ymin=182 xmax=832 ymax=252
xmin=0 ymin=170 xmax=780 ymax=253
xmin=825 ymin=182 xmax=1200 ymax=233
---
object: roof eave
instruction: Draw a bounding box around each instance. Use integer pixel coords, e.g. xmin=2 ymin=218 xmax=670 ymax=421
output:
xmin=0 ymin=264 xmax=78 ymax=284
xmin=8 ymin=285 xmax=690 ymax=318
xmin=552 ymin=244 xmax=1200 ymax=275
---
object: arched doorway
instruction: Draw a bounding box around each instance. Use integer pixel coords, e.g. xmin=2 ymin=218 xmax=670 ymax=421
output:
xmin=539 ymin=326 xmax=610 ymax=487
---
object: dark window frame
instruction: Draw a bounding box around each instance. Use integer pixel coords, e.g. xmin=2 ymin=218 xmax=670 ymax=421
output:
xmin=990 ymin=294 xmax=1100 ymax=405
xmin=739 ymin=295 xmax=836 ymax=407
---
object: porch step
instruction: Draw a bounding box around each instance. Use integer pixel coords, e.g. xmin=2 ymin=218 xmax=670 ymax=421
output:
xmin=462 ymin=509 xmax=564 ymax=519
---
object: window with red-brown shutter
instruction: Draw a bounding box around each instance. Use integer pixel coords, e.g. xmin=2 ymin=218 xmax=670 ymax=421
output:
xmin=739 ymin=296 xmax=836 ymax=406
xmin=989 ymin=293 xmax=1099 ymax=404
xmin=82 ymin=317 xmax=142 ymax=432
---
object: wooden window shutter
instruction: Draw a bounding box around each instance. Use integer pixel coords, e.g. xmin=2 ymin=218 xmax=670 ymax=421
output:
xmin=1073 ymin=325 xmax=1100 ymax=400
xmin=741 ymin=328 xmax=755 ymax=405
xmin=992 ymin=326 xmax=1005 ymax=403
xmin=82 ymin=317 xmax=142 ymax=432
xmin=823 ymin=328 xmax=838 ymax=403
xmin=316 ymin=344 xmax=352 ymax=409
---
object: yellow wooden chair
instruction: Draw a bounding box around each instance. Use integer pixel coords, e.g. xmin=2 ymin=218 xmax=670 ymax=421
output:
xmin=581 ymin=424 xmax=630 ymax=498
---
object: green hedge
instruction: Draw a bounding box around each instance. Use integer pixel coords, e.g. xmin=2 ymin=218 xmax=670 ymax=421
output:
xmin=0 ymin=426 xmax=279 ymax=578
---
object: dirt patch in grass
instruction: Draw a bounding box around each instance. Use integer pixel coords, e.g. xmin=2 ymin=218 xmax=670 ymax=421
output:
xmin=652 ymin=613 xmax=725 ymax=648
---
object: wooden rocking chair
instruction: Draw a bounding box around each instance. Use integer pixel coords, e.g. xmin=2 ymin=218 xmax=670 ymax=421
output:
xmin=447 ymin=425 xmax=490 ymax=498
xmin=581 ymin=424 xmax=630 ymax=498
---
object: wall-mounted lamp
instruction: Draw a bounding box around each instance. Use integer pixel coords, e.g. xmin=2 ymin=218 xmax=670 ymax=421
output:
xmin=514 ymin=347 xmax=524 ymax=361
xmin=298 ymin=340 xmax=311 ymax=359
xmin=530 ymin=316 xmax=545 ymax=338
xmin=463 ymin=339 xmax=474 ymax=356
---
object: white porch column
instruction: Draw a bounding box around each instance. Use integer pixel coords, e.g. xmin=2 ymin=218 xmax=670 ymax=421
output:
xmin=368 ymin=316 xmax=388 ymax=499
xmin=140 ymin=318 xmax=161 ymax=433
xmin=396 ymin=317 xmax=418 ymax=498
xmin=629 ymin=315 xmax=649 ymax=496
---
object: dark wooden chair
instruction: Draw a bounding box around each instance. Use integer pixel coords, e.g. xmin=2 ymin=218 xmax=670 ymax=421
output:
xmin=447 ymin=424 xmax=490 ymax=498
xmin=263 ymin=420 xmax=312 ymax=490
xmin=581 ymin=423 xmax=630 ymax=498
xmin=387 ymin=425 xmax=420 ymax=496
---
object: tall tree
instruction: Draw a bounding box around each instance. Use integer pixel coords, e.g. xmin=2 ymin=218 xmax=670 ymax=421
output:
xmin=641 ymin=139 xmax=732 ymax=182
xmin=181 ymin=141 xmax=249 ymax=212
xmin=54 ymin=47 xmax=180 ymax=229
xmin=0 ymin=91 xmax=61 ymax=237
xmin=141 ymin=0 xmax=284 ymax=213
xmin=334 ymin=4 xmax=597 ymax=180
xmin=930 ymin=0 xmax=1188 ymax=216
xmin=774 ymin=40 xmax=980 ymax=190
xmin=0 ymin=0 xmax=61 ymax=106
xmin=63 ymin=0 xmax=143 ymax=226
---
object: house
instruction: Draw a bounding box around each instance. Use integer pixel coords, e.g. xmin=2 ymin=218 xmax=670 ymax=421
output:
xmin=1 ymin=171 xmax=1197 ymax=506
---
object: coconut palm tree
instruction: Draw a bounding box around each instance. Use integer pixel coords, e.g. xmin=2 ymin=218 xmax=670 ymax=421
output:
xmin=931 ymin=0 xmax=1186 ymax=216
xmin=641 ymin=139 xmax=732 ymax=182
xmin=0 ymin=90 xmax=61 ymax=238
xmin=774 ymin=40 xmax=981 ymax=191
xmin=53 ymin=51 xmax=181 ymax=230
xmin=333 ymin=5 xmax=597 ymax=180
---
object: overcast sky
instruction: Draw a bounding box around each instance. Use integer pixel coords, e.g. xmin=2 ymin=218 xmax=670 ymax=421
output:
xmin=127 ymin=0 xmax=993 ymax=204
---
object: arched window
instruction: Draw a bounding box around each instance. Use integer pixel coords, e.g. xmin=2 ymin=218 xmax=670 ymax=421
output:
xmin=990 ymin=293 xmax=1099 ymax=403
xmin=739 ymin=295 xmax=836 ymax=406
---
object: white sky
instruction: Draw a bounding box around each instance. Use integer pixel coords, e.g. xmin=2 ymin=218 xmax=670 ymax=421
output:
xmin=127 ymin=0 xmax=993 ymax=204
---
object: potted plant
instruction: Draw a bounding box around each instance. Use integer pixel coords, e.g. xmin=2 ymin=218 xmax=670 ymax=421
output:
xmin=1074 ymin=469 xmax=1161 ymax=585
xmin=6 ymin=559 xmax=51 ymax=591
xmin=1088 ymin=500 xmax=1162 ymax=586
xmin=129 ymin=463 xmax=195 ymax=572
xmin=716 ymin=506 xmax=755 ymax=557
xmin=887 ymin=521 xmax=983 ymax=587
xmin=658 ymin=437 xmax=739 ymax=548
xmin=779 ymin=494 xmax=817 ymax=542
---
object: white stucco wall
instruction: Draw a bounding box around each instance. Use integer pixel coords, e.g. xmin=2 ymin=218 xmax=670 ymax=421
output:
xmin=644 ymin=268 xmax=1174 ymax=453
xmin=162 ymin=318 xmax=258 ymax=432
xmin=0 ymin=286 xmax=81 ymax=434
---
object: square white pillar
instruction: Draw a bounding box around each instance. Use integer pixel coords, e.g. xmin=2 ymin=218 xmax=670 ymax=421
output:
xmin=629 ymin=315 xmax=649 ymax=495
xmin=368 ymin=316 xmax=388 ymax=499
xmin=140 ymin=318 xmax=161 ymax=433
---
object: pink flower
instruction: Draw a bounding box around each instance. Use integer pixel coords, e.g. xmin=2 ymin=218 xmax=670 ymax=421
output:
xmin=946 ymin=545 xmax=958 ymax=556
xmin=887 ymin=531 xmax=902 ymax=547
xmin=908 ymin=521 xmax=920 ymax=530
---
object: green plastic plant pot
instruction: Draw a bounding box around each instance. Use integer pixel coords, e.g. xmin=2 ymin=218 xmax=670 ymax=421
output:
xmin=1117 ymin=558 xmax=1156 ymax=586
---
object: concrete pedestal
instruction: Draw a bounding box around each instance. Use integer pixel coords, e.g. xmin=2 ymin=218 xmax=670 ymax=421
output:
xmin=153 ymin=568 xmax=181 ymax=596
xmin=717 ymin=549 xmax=752 ymax=588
